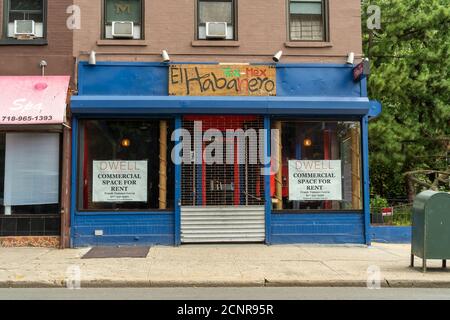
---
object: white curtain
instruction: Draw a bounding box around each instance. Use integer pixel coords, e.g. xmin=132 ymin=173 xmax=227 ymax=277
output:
xmin=4 ymin=133 xmax=60 ymax=206
xmin=290 ymin=15 xmax=323 ymax=41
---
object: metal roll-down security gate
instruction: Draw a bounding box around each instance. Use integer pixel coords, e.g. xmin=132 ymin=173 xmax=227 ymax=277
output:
xmin=180 ymin=116 xmax=265 ymax=243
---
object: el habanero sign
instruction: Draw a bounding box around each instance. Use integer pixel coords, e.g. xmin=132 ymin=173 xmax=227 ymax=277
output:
xmin=169 ymin=64 xmax=276 ymax=96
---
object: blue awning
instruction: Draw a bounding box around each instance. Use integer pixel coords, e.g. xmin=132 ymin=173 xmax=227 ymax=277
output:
xmin=70 ymin=95 xmax=377 ymax=116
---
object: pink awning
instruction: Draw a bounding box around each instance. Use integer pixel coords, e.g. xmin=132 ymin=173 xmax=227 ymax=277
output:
xmin=0 ymin=76 xmax=70 ymax=125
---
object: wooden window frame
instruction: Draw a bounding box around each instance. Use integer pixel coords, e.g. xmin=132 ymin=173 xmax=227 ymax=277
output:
xmin=102 ymin=0 xmax=145 ymax=40
xmin=0 ymin=0 xmax=47 ymax=45
xmin=196 ymin=0 xmax=238 ymax=41
xmin=287 ymin=0 xmax=329 ymax=42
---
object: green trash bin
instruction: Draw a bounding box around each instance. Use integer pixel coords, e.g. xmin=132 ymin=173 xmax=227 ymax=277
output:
xmin=410 ymin=190 xmax=450 ymax=272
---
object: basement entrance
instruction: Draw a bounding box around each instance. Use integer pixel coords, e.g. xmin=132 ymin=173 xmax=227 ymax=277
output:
xmin=180 ymin=115 xmax=266 ymax=243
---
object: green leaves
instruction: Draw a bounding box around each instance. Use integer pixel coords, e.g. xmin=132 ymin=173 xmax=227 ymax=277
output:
xmin=362 ymin=0 xmax=450 ymax=198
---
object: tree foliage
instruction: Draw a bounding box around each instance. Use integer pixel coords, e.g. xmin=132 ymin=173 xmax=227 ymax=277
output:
xmin=362 ymin=0 xmax=450 ymax=200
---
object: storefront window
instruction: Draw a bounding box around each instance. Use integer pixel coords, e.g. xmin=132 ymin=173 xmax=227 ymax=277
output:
xmin=0 ymin=132 xmax=61 ymax=236
xmin=272 ymin=120 xmax=362 ymax=211
xmin=0 ymin=132 xmax=60 ymax=215
xmin=78 ymin=119 xmax=174 ymax=211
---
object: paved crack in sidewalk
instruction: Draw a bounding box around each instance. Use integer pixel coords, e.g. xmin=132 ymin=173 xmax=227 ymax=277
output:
xmin=370 ymin=244 xmax=410 ymax=259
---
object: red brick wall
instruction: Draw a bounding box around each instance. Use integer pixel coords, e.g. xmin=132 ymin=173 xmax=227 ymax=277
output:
xmin=73 ymin=0 xmax=363 ymax=64
xmin=0 ymin=0 xmax=74 ymax=77
xmin=0 ymin=0 xmax=363 ymax=73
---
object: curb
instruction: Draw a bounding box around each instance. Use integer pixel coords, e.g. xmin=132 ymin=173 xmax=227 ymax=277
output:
xmin=2 ymin=279 xmax=450 ymax=288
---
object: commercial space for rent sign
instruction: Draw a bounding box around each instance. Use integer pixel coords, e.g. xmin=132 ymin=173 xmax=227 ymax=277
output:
xmin=92 ymin=160 xmax=147 ymax=202
xmin=288 ymin=160 xmax=342 ymax=201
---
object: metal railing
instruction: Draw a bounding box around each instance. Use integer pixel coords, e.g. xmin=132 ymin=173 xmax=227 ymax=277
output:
xmin=370 ymin=203 xmax=413 ymax=226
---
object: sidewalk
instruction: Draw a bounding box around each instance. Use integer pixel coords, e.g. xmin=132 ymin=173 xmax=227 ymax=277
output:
xmin=0 ymin=243 xmax=449 ymax=288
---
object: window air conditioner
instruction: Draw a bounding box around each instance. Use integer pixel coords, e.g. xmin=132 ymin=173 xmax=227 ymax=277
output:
xmin=112 ymin=21 xmax=134 ymax=38
xmin=14 ymin=20 xmax=35 ymax=38
xmin=206 ymin=22 xmax=227 ymax=39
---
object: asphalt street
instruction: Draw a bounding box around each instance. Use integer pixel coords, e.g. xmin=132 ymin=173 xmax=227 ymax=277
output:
xmin=0 ymin=287 xmax=450 ymax=300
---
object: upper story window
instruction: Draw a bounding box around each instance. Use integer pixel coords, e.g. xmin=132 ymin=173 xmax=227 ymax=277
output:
xmin=289 ymin=0 xmax=327 ymax=41
xmin=104 ymin=0 xmax=143 ymax=40
xmin=197 ymin=0 xmax=236 ymax=40
xmin=3 ymin=0 xmax=45 ymax=39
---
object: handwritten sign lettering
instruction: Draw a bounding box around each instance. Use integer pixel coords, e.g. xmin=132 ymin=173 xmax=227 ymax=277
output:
xmin=169 ymin=64 xmax=276 ymax=96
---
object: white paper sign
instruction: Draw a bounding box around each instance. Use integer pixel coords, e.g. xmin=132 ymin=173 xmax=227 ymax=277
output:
xmin=288 ymin=160 xmax=342 ymax=201
xmin=92 ymin=160 xmax=147 ymax=202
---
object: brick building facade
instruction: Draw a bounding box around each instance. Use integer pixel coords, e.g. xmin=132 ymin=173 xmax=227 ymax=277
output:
xmin=0 ymin=0 xmax=380 ymax=247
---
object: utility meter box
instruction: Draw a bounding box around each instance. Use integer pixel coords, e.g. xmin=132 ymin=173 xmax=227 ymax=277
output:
xmin=411 ymin=190 xmax=450 ymax=272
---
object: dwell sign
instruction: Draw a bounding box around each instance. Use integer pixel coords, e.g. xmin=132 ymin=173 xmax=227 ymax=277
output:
xmin=92 ymin=160 xmax=148 ymax=202
xmin=169 ymin=64 xmax=276 ymax=96
xmin=288 ymin=160 xmax=342 ymax=201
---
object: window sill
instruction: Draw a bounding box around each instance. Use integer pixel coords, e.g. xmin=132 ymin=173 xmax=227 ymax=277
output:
xmin=272 ymin=210 xmax=363 ymax=214
xmin=0 ymin=38 xmax=48 ymax=46
xmin=191 ymin=40 xmax=240 ymax=47
xmin=75 ymin=210 xmax=174 ymax=216
xmin=284 ymin=41 xmax=333 ymax=48
xmin=96 ymin=39 xmax=147 ymax=46
xmin=0 ymin=213 xmax=60 ymax=218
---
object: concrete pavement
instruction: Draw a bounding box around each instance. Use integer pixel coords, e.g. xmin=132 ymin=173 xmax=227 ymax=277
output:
xmin=0 ymin=243 xmax=449 ymax=288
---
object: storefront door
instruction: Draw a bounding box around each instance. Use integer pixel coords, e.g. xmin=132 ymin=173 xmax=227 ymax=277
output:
xmin=180 ymin=116 xmax=265 ymax=243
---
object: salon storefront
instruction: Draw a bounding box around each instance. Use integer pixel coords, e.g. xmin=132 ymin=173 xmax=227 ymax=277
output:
xmin=70 ymin=61 xmax=380 ymax=247
xmin=0 ymin=76 xmax=71 ymax=247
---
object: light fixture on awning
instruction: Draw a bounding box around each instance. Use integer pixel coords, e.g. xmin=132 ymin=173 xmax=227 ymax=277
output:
xmin=89 ymin=51 xmax=96 ymax=65
xmin=161 ymin=50 xmax=170 ymax=63
xmin=273 ymin=50 xmax=283 ymax=63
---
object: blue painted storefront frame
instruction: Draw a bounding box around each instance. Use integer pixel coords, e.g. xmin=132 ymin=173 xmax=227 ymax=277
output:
xmin=70 ymin=115 xmax=177 ymax=247
xmin=70 ymin=61 xmax=380 ymax=247
xmin=71 ymin=96 xmax=372 ymax=115
xmin=370 ymin=226 xmax=412 ymax=243
xmin=271 ymin=213 xmax=365 ymax=244
xmin=361 ymin=115 xmax=371 ymax=245
xmin=264 ymin=116 xmax=272 ymax=244
xmin=174 ymin=116 xmax=182 ymax=246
